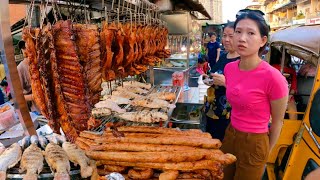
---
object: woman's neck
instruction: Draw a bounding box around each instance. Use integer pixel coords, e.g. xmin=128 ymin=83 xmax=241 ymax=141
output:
xmin=239 ymin=55 xmax=262 ymax=71
xmin=227 ymin=51 xmax=239 ymax=59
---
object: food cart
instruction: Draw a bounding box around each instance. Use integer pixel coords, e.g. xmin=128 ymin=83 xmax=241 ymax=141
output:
xmin=0 ymin=0 xmax=237 ymax=179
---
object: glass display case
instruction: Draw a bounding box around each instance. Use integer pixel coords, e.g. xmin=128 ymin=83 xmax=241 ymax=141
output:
xmin=153 ymin=12 xmax=202 ymax=86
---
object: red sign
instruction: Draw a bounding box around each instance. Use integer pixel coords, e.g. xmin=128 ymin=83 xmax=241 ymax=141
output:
xmin=306 ymin=17 xmax=320 ymax=25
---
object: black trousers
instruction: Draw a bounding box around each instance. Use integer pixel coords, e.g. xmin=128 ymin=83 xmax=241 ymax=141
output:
xmin=206 ymin=116 xmax=230 ymax=141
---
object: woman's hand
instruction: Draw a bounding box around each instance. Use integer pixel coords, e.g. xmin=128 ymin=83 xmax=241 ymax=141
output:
xmin=211 ymin=73 xmax=226 ymax=87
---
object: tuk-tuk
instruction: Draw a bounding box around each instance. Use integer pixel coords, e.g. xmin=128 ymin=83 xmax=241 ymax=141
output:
xmin=266 ymin=25 xmax=320 ymax=179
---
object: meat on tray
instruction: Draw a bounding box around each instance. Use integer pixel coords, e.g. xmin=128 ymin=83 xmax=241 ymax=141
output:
xmin=117 ymin=110 xmax=168 ymax=123
xmin=131 ymin=97 xmax=175 ymax=109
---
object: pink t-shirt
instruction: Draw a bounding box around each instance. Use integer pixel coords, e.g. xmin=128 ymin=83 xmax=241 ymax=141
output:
xmin=225 ymin=60 xmax=288 ymax=133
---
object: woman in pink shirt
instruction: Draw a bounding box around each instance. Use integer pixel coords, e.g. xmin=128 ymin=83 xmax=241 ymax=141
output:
xmin=212 ymin=12 xmax=288 ymax=179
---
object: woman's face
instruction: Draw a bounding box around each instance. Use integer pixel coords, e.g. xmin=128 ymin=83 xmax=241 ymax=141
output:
xmin=233 ymin=19 xmax=267 ymax=57
xmin=222 ymin=27 xmax=235 ymax=52
xmin=210 ymin=35 xmax=217 ymax=42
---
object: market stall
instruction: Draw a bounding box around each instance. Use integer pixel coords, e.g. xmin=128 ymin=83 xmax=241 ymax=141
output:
xmin=0 ymin=0 xmax=236 ymax=179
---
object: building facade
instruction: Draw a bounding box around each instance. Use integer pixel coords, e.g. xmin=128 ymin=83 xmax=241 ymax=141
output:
xmin=201 ymin=0 xmax=223 ymax=24
xmin=254 ymin=0 xmax=320 ymax=31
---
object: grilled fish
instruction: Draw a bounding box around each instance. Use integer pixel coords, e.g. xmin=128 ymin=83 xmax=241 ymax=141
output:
xmin=44 ymin=143 xmax=70 ymax=180
xmin=62 ymin=142 xmax=93 ymax=178
xmin=19 ymin=144 xmax=44 ymax=180
xmin=0 ymin=143 xmax=22 ymax=179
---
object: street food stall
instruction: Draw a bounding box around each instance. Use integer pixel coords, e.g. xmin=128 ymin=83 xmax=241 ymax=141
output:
xmin=0 ymin=0 xmax=236 ymax=179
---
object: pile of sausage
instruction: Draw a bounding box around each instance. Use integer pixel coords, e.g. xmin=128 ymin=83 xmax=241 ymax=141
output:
xmin=75 ymin=126 xmax=237 ymax=180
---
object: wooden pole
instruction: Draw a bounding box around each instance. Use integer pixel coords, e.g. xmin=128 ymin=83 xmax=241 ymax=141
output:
xmin=0 ymin=0 xmax=37 ymax=136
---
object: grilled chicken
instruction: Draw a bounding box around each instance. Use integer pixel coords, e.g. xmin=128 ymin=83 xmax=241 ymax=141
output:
xmin=148 ymin=92 xmax=176 ymax=101
xmin=20 ymin=144 xmax=44 ymax=180
xmin=118 ymin=110 xmax=168 ymax=123
xmin=62 ymin=142 xmax=93 ymax=178
xmin=94 ymin=100 xmax=125 ymax=113
xmin=44 ymin=143 xmax=70 ymax=180
xmin=131 ymin=97 xmax=175 ymax=109
xmin=112 ymin=90 xmax=143 ymax=100
xmin=123 ymin=81 xmax=151 ymax=90
xmin=0 ymin=143 xmax=22 ymax=179
xmin=116 ymin=86 xmax=148 ymax=95
xmin=102 ymin=95 xmax=131 ymax=105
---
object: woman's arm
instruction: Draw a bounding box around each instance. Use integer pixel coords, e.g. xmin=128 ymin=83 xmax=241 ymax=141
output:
xmin=269 ymin=95 xmax=288 ymax=151
xmin=216 ymin=48 xmax=221 ymax=62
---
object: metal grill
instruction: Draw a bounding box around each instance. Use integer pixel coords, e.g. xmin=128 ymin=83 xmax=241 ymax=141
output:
xmin=91 ymin=85 xmax=181 ymax=132
xmin=6 ymin=159 xmax=81 ymax=179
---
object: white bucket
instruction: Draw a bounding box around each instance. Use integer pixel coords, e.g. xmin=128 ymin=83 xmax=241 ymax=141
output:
xmin=198 ymin=75 xmax=210 ymax=100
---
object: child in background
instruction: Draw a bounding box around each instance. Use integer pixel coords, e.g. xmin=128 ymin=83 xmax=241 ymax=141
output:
xmin=196 ymin=55 xmax=210 ymax=76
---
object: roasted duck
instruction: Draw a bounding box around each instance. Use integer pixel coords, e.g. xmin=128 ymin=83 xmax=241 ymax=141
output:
xmin=20 ymin=144 xmax=44 ymax=180
xmin=44 ymin=143 xmax=70 ymax=180
xmin=0 ymin=143 xmax=22 ymax=179
xmin=100 ymin=22 xmax=117 ymax=81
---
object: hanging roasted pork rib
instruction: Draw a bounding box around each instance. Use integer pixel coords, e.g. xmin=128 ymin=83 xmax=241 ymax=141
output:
xmin=74 ymin=24 xmax=102 ymax=108
xmin=53 ymin=20 xmax=90 ymax=132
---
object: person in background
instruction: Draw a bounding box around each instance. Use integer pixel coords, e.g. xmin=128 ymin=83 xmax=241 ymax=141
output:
xmin=17 ymin=41 xmax=38 ymax=112
xmin=0 ymin=80 xmax=11 ymax=102
xmin=0 ymin=53 xmax=5 ymax=82
xmin=206 ymin=32 xmax=221 ymax=68
xmin=206 ymin=21 xmax=240 ymax=141
xmin=213 ymin=12 xmax=288 ymax=179
xmin=270 ymin=48 xmax=298 ymax=120
xmin=196 ymin=55 xmax=210 ymax=76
